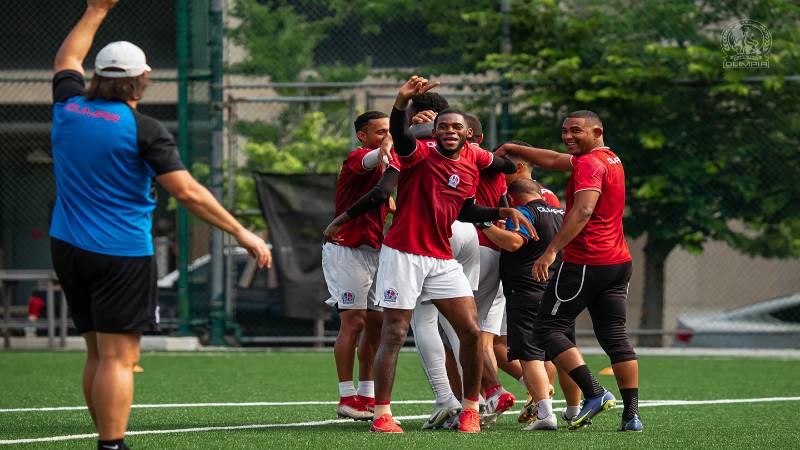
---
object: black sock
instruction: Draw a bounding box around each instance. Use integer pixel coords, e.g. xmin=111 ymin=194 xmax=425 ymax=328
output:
xmin=568 ymin=365 xmax=604 ymax=398
xmin=620 ymin=388 xmax=639 ymax=419
xmin=98 ymin=439 xmax=129 ymax=450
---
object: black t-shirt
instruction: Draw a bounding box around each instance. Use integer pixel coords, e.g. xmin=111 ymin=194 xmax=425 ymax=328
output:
xmin=499 ymin=199 xmax=565 ymax=297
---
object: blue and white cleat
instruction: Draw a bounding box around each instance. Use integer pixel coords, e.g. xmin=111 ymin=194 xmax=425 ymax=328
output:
xmin=618 ymin=414 xmax=643 ymax=432
xmin=568 ymin=389 xmax=616 ymax=430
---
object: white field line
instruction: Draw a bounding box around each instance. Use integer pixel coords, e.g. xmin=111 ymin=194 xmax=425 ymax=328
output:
xmin=4 ymin=395 xmax=800 ymax=414
xmin=1 ymin=396 xmax=799 ymax=445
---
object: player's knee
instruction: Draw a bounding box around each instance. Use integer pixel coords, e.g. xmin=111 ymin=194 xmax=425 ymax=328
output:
xmin=381 ymin=322 xmax=408 ymax=347
xmin=600 ymin=336 xmax=636 ymax=364
xmin=457 ymin=323 xmax=481 ymax=347
xmin=341 ymin=312 xmax=366 ymax=333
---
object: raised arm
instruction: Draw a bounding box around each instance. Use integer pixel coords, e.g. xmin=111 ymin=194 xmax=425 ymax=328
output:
xmin=494 ymin=142 xmax=573 ymax=172
xmin=391 ymin=76 xmax=440 ymax=156
xmin=54 ymin=0 xmax=119 ymax=75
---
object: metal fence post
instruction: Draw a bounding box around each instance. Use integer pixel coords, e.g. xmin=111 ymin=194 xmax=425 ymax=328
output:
xmin=176 ymin=0 xmax=191 ymax=336
xmin=209 ymin=0 xmax=226 ymax=346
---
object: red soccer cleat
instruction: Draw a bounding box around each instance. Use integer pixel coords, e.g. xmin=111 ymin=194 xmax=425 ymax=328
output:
xmin=457 ymin=408 xmax=481 ymax=433
xmin=370 ymin=414 xmax=404 ymax=433
xmin=358 ymin=395 xmax=376 ymax=413
xmin=337 ymin=395 xmax=373 ymax=421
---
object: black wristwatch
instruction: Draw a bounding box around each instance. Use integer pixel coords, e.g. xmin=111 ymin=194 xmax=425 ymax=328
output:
xmin=475 ymin=221 xmax=493 ymax=229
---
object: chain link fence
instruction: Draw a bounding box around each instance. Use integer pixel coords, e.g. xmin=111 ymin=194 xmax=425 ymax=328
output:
xmin=1 ymin=0 xmax=798 ymax=347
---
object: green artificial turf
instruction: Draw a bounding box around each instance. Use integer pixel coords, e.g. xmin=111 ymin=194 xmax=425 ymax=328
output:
xmin=1 ymin=351 xmax=798 ymax=449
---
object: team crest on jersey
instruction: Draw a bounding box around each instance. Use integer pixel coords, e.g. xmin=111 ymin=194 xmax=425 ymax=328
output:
xmin=447 ymin=174 xmax=460 ymax=189
xmin=340 ymin=291 xmax=355 ymax=305
xmin=383 ymin=288 xmax=399 ymax=303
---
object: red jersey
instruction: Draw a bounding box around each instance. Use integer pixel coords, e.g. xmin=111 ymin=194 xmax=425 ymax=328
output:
xmin=563 ymin=147 xmax=631 ymax=265
xmin=541 ymin=187 xmax=561 ymax=208
xmin=334 ymin=147 xmax=399 ymax=249
xmin=383 ymin=140 xmax=494 ymax=259
xmin=475 ymin=168 xmax=507 ymax=250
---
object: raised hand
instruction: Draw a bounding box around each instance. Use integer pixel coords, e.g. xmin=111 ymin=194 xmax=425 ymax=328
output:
xmin=395 ymin=75 xmax=440 ymax=109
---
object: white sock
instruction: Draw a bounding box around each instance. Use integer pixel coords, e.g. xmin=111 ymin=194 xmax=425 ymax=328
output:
xmin=374 ymin=403 xmax=391 ymax=417
xmin=411 ymin=303 xmax=457 ymax=404
xmin=338 ymin=381 xmax=356 ymax=398
xmin=357 ymin=380 xmax=374 ymax=398
xmin=537 ymin=399 xmax=553 ymax=420
xmin=565 ymin=405 xmax=581 ymax=419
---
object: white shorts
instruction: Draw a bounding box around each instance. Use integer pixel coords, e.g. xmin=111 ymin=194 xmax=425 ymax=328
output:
xmin=322 ymin=243 xmax=381 ymax=310
xmin=476 ymin=246 xmax=506 ymax=335
xmin=449 ymin=221 xmax=480 ymax=291
xmin=499 ymin=309 xmax=507 ymax=336
xmin=375 ymin=246 xmax=474 ymax=310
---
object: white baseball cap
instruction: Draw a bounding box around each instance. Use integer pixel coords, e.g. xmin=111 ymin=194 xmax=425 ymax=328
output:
xmin=94 ymin=41 xmax=152 ymax=78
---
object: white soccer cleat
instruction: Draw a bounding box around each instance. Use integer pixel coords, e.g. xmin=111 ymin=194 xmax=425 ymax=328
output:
xmin=421 ymin=399 xmax=462 ymax=430
xmin=523 ymin=413 xmax=558 ymax=431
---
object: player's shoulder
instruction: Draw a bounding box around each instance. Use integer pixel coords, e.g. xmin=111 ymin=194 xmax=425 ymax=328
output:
xmin=342 ymin=146 xmax=369 ymax=162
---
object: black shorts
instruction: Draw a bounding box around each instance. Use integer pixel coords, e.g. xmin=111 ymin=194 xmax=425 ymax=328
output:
xmin=51 ymin=238 xmax=159 ymax=334
xmin=534 ymin=261 xmax=635 ymax=363
xmin=506 ymin=291 xmax=575 ymax=361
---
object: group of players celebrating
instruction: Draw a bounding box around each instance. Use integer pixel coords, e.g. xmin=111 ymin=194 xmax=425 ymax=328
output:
xmin=322 ymin=76 xmax=642 ymax=434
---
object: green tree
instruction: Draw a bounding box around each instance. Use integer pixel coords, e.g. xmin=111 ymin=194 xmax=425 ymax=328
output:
xmin=476 ymin=0 xmax=800 ymax=345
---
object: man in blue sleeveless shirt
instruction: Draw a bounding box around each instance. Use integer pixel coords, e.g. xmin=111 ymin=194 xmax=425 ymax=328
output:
xmin=50 ymin=2 xmax=272 ymax=449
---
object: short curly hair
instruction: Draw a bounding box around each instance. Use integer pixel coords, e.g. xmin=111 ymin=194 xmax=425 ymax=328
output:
xmin=409 ymin=92 xmax=450 ymax=115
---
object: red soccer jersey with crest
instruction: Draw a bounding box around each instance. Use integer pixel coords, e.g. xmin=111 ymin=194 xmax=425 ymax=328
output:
xmin=563 ymin=147 xmax=631 ymax=265
xmin=383 ymin=140 xmax=494 ymax=259
xmin=334 ymin=147 xmax=400 ymax=249
xmin=541 ymin=187 xmax=561 ymax=208
xmin=475 ymin=168 xmax=507 ymax=250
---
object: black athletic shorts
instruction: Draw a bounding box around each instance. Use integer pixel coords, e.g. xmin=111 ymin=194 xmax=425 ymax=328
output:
xmin=51 ymin=238 xmax=159 ymax=334
xmin=506 ymin=291 xmax=575 ymax=362
xmin=534 ymin=261 xmax=635 ymax=363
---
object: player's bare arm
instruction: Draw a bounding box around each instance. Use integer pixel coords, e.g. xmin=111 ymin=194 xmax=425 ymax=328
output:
xmin=157 ymin=170 xmax=272 ymax=268
xmin=54 ymin=0 xmax=120 ymax=74
xmin=532 ymin=190 xmax=599 ymax=282
xmin=482 ymin=224 xmax=526 ymax=252
xmin=494 ymin=142 xmax=573 ymax=172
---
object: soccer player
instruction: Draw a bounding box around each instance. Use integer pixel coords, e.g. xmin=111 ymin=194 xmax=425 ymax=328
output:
xmin=464 ymin=114 xmax=517 ymax=425
xmin=321 ymin=111 xmax=397 ymax=420
xmin=500 ymin=142 xmax=583 ymax=421
xmin=495 ymin=110 xmax=642 ymax=432
xmin=369 ymin=76 xmax=533 ymax=433
xmin=481 ymin=178 xmax=565 ymax=430
xmin=50 ymin=2 xmax=271 ymax=449
xmin=410 ymin=219 xmax=478 ymax=429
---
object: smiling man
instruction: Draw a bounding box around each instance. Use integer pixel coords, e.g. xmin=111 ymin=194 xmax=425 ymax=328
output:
xmin=494 ymin=110 xmax=642 ymax=433
xmin=366 ymin=76 xmax=533 ymax=433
